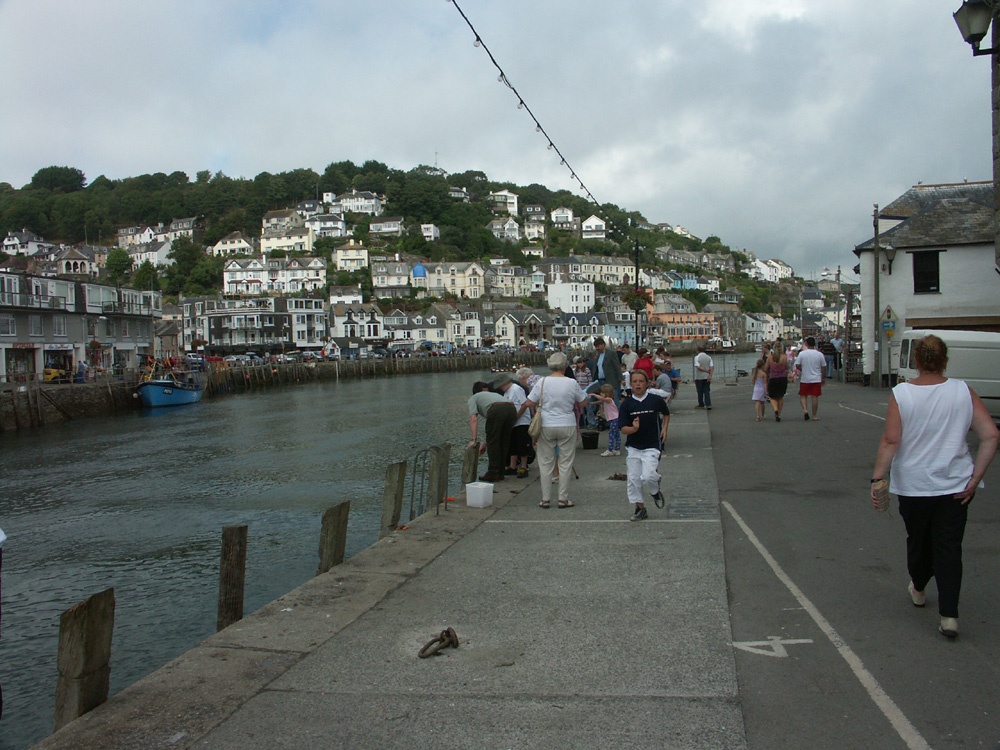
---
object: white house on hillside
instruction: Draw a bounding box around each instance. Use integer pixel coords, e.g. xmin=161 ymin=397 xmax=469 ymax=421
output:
xmin=545 ymin=273 xmax=595 ymax=314
xmin=487 ymin=189 xmax=519 ymax=216
xmin=582 ymin=215 xmax=607 ymax=240
xmin=212 ymin=232 xmax=256 ymax=257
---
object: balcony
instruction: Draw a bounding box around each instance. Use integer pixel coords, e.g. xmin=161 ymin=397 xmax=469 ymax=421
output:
xmin=0 ymin=292 xmax=68 ymax=311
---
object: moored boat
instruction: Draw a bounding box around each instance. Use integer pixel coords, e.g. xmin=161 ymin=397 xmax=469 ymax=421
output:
xmin=133 ymin=370 xmax=204 ymax=408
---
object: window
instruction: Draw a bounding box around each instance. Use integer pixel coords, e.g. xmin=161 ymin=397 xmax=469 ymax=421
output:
xmin=53 ymin=316 xmax=67 ymax=337
xmin=912 ymin=251 xmax=941 ymax=294
xmin=29 ymin=315 xmax=43 ymax=336
xmin=0 ymin=314 xmax=14 ymax=335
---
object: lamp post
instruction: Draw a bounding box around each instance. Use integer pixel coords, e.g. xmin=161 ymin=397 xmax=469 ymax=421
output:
xmin=634 ymin=234 xmax=641 ymax=348
xmin=953 ymin=0 xmax=1000 ymax=276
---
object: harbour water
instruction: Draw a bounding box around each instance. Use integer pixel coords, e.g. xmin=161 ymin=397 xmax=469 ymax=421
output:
xmin=0 ymin=369 xmax=489 ymax=750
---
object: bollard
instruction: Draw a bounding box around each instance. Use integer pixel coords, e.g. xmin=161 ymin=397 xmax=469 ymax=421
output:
xmin=317 ymin=502 xmax=350 ymax=575
xmin=217 ymin=525 xmax=248 ymax=632
xmin=53 ymin=587 xmax=115 ymax=731
xmin=380 ymin=460 xmax=407 ymax=538
xmin=462 ymin=441 xmax=480 ymax=484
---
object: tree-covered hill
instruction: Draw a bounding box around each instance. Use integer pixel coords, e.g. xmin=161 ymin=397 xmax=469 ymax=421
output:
xmin=0 ymin=160 xmax=721 ymax=264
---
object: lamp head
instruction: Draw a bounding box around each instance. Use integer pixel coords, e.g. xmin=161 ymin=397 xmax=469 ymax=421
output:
xmin=954 ymin=0 xmax=995 ymax=47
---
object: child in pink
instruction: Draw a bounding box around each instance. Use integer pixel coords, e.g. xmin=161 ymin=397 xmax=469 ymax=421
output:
xmin=750 ymin=357 xmax=768 ymax=422
xmin=590 ymin=384 xmax=621 ymax=456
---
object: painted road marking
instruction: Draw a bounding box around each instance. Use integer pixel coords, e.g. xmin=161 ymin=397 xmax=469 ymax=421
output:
xmin=838 ymin=402 xmax=886 ymax=421
xmin=724 ymin=501 xmax=931 ymax=750
xmin=733 ymin=636 xmax=814 ymax=657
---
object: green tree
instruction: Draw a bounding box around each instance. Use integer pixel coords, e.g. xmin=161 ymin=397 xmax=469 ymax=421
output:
xmin=163 ymin=236 xmax=206 ymax=295
xmin=132 ymin=260 xmax=160 ymax=291
xmin=105 ymin=247 xmax=133 ymax=284
xmin=30 ymin=166 xmax=86 ymax=192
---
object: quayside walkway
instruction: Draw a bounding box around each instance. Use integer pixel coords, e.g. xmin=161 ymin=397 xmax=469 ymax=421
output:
xmin=34 ymin=389 xmax=742 ymax=749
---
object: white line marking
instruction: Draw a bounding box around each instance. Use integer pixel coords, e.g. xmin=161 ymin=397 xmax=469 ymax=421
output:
xmin=723 ymin=501 xmax=931 ymax=750
xmin=838 ymin=402 xmax=886 ymax=421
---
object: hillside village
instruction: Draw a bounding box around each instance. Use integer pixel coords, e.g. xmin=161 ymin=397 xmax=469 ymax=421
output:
xmin=0 ymin=165 xmax=851 ymax=380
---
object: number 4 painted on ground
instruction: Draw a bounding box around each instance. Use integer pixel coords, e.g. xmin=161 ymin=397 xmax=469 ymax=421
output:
xmin=733 ymin=636 xmax=814 ymax=657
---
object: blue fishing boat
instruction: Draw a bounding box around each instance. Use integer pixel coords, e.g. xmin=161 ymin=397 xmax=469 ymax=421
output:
xmin=133 ymin=370 xmax=204 ymax=408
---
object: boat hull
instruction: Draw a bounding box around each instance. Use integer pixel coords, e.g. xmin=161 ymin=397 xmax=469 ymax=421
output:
xmin=134 ymin=380 xmax=204 ymax=408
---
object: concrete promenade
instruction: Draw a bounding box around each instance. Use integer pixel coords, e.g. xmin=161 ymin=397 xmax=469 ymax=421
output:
xmin=34 ymin=386 xmax=743 ymax=749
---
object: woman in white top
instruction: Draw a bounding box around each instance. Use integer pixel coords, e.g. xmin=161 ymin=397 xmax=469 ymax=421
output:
xmin=518 ymin=352 xmax=589 ymax=509
xmin=871 ymin=334 xmax=998 ymax=638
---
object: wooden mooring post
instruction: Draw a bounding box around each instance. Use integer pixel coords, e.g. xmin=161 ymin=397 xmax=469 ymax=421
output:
xmin=427 ymin=443 xmax=451 ymax=510
xmin=217 ymin=525 xmax=248 ymax=631
xmin=53 ymin=587 xmax=115 ymax=731
xmin=462 ymin=441 xmax=481 ymax=484
xmin=317 ymin=502 xmax=350 ymax=575
xmin=380 ymin=460 xmax=407 ymax=538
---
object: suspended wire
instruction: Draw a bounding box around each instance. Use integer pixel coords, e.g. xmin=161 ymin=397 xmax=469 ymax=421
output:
xmin=445 ymin=0 xmax=604 ymax=212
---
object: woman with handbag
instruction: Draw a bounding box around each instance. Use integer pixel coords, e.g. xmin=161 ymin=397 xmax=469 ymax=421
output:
xmin=517 ymin=352 xmax=589 ymax=509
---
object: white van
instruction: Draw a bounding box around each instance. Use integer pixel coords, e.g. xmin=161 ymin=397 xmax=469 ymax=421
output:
xmin=897 ymin=329 xmax=1000 ymax=422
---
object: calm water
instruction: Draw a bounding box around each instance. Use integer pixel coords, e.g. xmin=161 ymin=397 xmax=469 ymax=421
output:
xmin=0 ymin=369 xmax=489 ymax=750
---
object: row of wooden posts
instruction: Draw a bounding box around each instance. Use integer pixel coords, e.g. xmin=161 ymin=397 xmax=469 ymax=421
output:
xmin=51 ymin=441 xmax=481 ymax=733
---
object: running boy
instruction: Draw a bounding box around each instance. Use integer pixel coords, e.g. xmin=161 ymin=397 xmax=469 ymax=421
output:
xmin=619 ymin=370 xmax=670 ymax=521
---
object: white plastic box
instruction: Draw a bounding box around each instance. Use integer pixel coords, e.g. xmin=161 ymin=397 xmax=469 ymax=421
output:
xmin=465 ymin=482 xmax=494 ymax=508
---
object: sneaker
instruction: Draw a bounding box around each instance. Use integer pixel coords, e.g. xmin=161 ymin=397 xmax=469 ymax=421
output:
xmin=652 ymin=490 xmax=665 ymax=509
xmin=706 ymin=406 xmax=712 ymax=410
xmin=611 ymin=450 xmax=620 ymax=456
xmin=504 ymin=467 xmax=517 ymax=476
xmin=939 ymin=617 xmax=958 ymax=638
xmin=630 ymin=506 xmax=648 ymax=522
xmin=600 ymin=450 xmax=614 ymax=457
xmin=908 ymin=582 xmax=926 ymax=607
xmin=516 ymin=467 xmax=528 ymax=479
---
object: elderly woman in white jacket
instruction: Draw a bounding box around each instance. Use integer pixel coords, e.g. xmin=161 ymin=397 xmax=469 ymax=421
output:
xmin=517 ymin=352 xmax=589 ymax=509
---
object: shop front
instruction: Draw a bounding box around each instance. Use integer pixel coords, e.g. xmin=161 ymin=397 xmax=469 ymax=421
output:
xmin=3 ymin=343 xmax=39 ymax=383
xmin=43 ymin=344 xmax=75 ymax=383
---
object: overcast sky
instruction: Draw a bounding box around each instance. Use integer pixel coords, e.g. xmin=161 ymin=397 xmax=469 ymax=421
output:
xmin=1 ymin=0 xmax=992 ymax=278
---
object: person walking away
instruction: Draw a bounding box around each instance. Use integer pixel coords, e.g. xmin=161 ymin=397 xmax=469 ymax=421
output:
xmin=588 ymin=384 xmax=621 ymax=456
xmin=518 ymin=352 xmax=589 ymax=509
xmin=831 ymin=333 xmax=845 ymax=374
xmin=870 ymin=334 xmax=998 ymax=638
xmin=619 ymin=370 xmax=670 ymax=521
xmin=766 ymin=342 xmax=789 ymax=422
xmin=750 ymin=357 xmax=769 ymax=422
xmin=467 ymin=380 xmax=518 ymax=483
xmin=795 ymin=336 xmax=826 ymax=420
xmin=666 ymin=356 xmax=681 ymax=398
xmin=818 ymin=337 xmax=837 ymax=379
xmin=693 ymin=344 xmax=714 ymax=410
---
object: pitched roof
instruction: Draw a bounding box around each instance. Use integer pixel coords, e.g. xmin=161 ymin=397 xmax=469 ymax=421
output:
xmin=855 ymin=193 xmax=994 ymax=252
